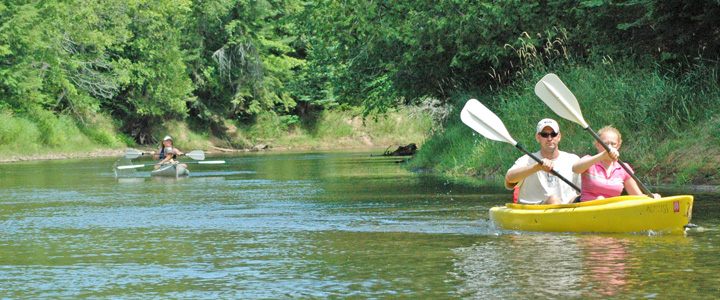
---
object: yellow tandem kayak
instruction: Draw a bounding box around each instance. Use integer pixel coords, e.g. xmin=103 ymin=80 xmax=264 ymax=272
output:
xmin=489 ymin=195 xmax=694 ymax=234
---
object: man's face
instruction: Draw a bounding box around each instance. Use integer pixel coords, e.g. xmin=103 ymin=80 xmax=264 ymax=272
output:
xmin=536 ymin=127 xmax=561 ymax=151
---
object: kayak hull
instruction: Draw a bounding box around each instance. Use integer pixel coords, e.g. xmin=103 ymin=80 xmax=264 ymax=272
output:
xmin=489 ymin=195 xmax=693 ymax=234
xmin=150 ymin=163 xmax=190 ymax=177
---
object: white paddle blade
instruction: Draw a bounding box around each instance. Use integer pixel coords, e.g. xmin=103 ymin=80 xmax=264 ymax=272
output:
xmin=460 ymin=99 xmax=517 ymax=145
xmin=184 ymin=150 xmax=206 ymax=160
xmin=117 ymin=164 xmax=146 ymax=170
xmin=124 ymin=149 xmax=143 ymax=159
xmin=534 ymin=73 xmax=589 ymax=128
xmin=198 ymin=160 xmax=225 ymax=164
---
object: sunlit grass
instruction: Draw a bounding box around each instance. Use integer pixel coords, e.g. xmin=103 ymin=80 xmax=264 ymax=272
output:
xmin=0 ymin=111 xmax=126 ymax=160
xmin=412 ymin=58 xmax=720 ymax=186
xmin=240 ymin=106 xmax=434 ymax=150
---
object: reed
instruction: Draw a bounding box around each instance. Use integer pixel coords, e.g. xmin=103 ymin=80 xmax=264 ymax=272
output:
xmin=0 ymin=110 xmax=126 ymax=160
xmin=235 ymin=106 xmax=434 ymax=150
xmin=412 ymin=57 xmax=720 ymax=186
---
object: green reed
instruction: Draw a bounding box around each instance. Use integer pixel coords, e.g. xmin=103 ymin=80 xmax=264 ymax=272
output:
xmin=413 ymin=59 xmax=720 ymax=187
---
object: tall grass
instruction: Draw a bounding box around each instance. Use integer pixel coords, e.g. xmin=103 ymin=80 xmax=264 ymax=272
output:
xmin=235 ymin=106 xmax=434 ymax=150
xmin=0 ymin=110 xmax=128 ymax=160
xmin=411 ymin=29 xmax=720 ymax=186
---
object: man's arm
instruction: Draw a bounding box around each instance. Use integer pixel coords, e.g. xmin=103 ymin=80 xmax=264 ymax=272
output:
xmin=505 ymin=158 xmax=553 ymax=187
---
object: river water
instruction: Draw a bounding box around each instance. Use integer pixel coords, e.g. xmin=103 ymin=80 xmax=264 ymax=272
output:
xmin=0 ymin=150 xmax=718 ymax=299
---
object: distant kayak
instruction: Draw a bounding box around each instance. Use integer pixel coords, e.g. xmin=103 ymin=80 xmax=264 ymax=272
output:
xmin=150 ymin=163 xmax=189 ymax=177
xmin=489 ymin=195 xmax=694 ymax=234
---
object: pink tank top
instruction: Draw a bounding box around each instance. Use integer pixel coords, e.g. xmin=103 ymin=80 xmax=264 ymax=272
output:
xmin=579 ymin=156 xmax=633 ymax=202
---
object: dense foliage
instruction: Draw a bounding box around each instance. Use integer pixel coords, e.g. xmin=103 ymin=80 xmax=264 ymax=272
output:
xmin=0 ymin=0 xmax=719 ymax=147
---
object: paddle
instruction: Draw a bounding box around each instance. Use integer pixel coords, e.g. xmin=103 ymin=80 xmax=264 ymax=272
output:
xmin=460 ymin=99 xmax=581 ymax=192
xmin=116 ymin=160 xmax=226 ymax=170
xmin=534 ymin=73 xmax=653 ymax=196
xmin=125 ymin=149 xmax=206 ymax=160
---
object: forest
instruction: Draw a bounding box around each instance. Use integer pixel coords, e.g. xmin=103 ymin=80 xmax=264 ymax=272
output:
xmin=1 ymin=0 xmax=719 ymax=184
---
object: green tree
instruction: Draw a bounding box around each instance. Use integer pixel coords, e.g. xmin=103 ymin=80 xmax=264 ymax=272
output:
xmin=104 ymin=0 xmax=195 ymax=143
xmin=0 ymin=0 xmax=129 ymax=143
xmin=298 ymin=0 xmax=565 ymax=115
xmin=184 ymin=0 xmax=304 ymax=130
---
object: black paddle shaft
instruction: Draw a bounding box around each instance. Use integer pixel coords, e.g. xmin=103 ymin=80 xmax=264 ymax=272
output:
xmin=585 ymin=127 xmax=654 ymax=196
xmin=514 ymin=142 xmax=581 ymax=192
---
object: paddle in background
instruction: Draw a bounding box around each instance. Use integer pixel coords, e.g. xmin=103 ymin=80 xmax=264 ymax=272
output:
xmin=460 ymin=99 xmax=581 ymax=193
xmin=118 ymin=149 xmax=224 ymax=170
xmin=117 ymin=160 xmax=226 ymax=170
xmin=124 ymin=149 xmax=206 ymax=160
xmin=534 ymin=73 xmax=654 ymax=196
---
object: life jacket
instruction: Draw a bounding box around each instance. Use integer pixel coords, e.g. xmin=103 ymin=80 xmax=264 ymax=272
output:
xmin=159 ymin=147 xmax=176 ymax=160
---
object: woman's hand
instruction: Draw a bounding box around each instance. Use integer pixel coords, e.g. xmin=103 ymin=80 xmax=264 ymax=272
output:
xmin=605 ymin=148 xmax=619 ymax=161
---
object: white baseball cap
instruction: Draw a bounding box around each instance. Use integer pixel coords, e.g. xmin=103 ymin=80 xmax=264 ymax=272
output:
xmin=163 ymin=135 xmax=172 ymax=141
xmin=536 ymin=118 xmax=560 ymax=134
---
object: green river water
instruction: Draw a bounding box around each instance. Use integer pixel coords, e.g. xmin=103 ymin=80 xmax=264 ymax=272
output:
xmin=1 ymin=149 xmax=719 ymax=299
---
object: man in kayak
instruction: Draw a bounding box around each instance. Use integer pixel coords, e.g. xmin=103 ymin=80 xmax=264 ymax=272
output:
xmin=504 ymin=119 xmax=581 ymax=204
xmin=152 ymin=135 xmax=188 ymax=169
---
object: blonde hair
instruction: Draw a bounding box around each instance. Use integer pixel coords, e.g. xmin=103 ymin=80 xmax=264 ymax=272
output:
xmin=597 ymin=125 xmax=622 ymax=145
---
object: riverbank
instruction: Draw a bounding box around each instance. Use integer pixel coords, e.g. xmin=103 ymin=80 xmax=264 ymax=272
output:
xmin=0 ymin=149 xmax=126 ymax=163
xmin=0 ymin=106 xmax=435 ymax=163
xmin=407 ymin=61 xmax=720 ymax=187
xmin=0 ymin=145 xmax=396 ymax=163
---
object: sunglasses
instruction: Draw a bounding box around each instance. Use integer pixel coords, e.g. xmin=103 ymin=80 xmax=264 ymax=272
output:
xmin=539 ymin=132 xmax=559 ymax=138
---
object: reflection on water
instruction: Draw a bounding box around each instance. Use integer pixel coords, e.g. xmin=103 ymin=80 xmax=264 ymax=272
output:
xmin=0 ymin=150 xmax=719 ymax=298
xmin=452 ymin=235 xmax=584 ymax=299
xmin=453 ymin=233 xmax=704 ymax=299
xmin=579 ymin=236 xmax=635 ymax=297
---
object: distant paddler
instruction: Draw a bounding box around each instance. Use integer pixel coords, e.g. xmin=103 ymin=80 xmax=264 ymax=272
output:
xmin=152 ymin=136 xmax=187 ymax=169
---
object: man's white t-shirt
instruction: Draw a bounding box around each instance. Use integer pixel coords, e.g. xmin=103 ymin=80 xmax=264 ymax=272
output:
xmin=506 ymin=151 xmax=581 ymax=204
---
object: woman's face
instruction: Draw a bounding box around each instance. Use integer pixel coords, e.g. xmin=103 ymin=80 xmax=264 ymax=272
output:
xmin=163 ymin=139 xmax=173 ymax=147
xmin=595 ymin=131 xmax=620 ymax=153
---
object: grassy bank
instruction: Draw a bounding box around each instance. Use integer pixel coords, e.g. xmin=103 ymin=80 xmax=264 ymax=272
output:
xmin=0 ymin=106 xmax=435 ymax=162
xmin=409 ymin=60 xmax=720 ymax=187
xmin=0 ymin=110 xmax=128 ymax=161
xmin=216 ymin=105 xmax=436 ymax=151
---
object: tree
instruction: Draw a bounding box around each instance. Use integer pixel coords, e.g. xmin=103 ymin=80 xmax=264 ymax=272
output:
xmin=184 ymin=0 xmax=305 ymax=129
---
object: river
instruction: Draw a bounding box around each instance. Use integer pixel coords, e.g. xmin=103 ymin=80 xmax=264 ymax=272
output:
xmin=0 ymin=149 xmax=718 ymax=299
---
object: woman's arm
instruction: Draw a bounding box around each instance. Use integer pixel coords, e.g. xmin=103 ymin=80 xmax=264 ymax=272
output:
xmin=624 ymin=178 xmax=642 ymax=195
xmin=572 ymin=149 xmax=619 ymax=173
xmin=624 ymin=178 xmax=661 ymax=198
xmin=572 ymin=152 xmax=605 ymax=174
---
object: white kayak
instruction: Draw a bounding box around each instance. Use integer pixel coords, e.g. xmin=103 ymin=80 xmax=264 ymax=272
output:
xmin=150 ymin=163 xmax=189 ymax=177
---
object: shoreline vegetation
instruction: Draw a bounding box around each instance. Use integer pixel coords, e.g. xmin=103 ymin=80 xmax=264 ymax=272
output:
xmin=408 ymin=59 xmax=720 ymax=188
xmin=0 ymin=106 xmax=437 ymax=163
xmin=2 ymin=1 xmax=719 ymax=189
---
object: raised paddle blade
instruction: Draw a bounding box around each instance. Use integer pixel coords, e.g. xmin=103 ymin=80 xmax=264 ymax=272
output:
xmin=184 ymin=150 xmax=205 ymax=160
xmin=460 ymin=99 xmax=518 ymax=146
xmin=534 ymin=73 xmax=590 ymax=128
xmin=124 ymin=149 xmax=144 ymax=159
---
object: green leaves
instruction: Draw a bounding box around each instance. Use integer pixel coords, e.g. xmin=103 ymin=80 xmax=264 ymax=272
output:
xmin=1 ymin=0 xmax=718 ymax=145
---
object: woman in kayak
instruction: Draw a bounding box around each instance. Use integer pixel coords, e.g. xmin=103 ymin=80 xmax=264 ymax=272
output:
xmin=152 ymin=135 xmax=187 ymax=170
xmin=571 ymin=126 xmax=658 ymax=202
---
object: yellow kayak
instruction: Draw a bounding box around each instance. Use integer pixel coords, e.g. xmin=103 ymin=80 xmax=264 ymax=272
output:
xmin=489 ymin=195 xmax=694 ymax=234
